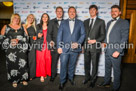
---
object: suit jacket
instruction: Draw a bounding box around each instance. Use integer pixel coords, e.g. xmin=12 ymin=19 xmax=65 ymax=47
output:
xmin=57 ymin=18 xmax=86 ymax=53
xmin=104 ymin=18 xmax=129 ymax=56
xmin=84 ymin=17 xmax=106 ymax=52
xmin=46 ymin=18 xmax=62 ymax=50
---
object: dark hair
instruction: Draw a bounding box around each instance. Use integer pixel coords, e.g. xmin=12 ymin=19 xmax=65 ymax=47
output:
xmin=68 ymin=6 xmax=77 ymax=13
xmin=40 ymin=13 xmax=50 ymax=26
xmin=89 ymin=5 xmax=98 ymax=11
xmin=111 ymin=5 xmax=121 ymax=11
xmin=56 ymin=6 xmax=63 ymax=12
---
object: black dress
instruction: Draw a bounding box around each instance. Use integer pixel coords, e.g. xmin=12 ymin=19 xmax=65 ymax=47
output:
xmin=27 ymin=26 xmax=36 ymax=79
xmin=0 ymin=25 xmax=28 ymax=83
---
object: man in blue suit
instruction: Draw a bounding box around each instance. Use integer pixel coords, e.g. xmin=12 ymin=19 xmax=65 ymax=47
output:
xmin=98 ymin=5 xmax=129 ymax=91
xmin=57 ymin=6 xmax=85 ymax=90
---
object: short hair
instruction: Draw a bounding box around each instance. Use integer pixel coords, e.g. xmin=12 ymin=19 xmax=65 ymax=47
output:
xmin=89 ymin=5 xmax=98 ymax=11
xmin=56 ymin=6 xmax=63 ymax=12
xmin=68 ymin=6 xmax=76 ymax=13
xmin=111 ymin=5 xmax=121 ymax=11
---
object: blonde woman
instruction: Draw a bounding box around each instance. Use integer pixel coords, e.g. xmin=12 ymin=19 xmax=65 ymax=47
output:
xmin=24 ymin=14 xmax=36 ymax=80
xmin=0 ymin=13 xmax=28 ymax=87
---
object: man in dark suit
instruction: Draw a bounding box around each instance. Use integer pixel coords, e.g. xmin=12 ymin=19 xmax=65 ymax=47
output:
xmin=57 ymin=6 xmax=85 ymax=90
xmin=46 ymin=6 xmax=64 ymax=82
xmin=98 ymin=5 xmax=129 ymax=91
xmin=83 ymin=5 xmax=106 ymax=88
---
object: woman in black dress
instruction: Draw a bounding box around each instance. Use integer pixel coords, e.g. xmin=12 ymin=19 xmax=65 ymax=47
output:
xmin=0 ymin=14 xmax=28 ymax=87
xmin=24 ymin=14 xmax=36 ymax=80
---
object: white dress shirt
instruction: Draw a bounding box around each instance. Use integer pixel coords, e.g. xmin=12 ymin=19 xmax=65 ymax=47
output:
xmin=69 ymin=18 xmax=75 ymax=34
xmin=89 ymin=16 xmax=97 ymax=29
xmin=107 ymin=17 xmax=120 ymax=43
xmin=57 ymin=18 xmax=62 ymax=26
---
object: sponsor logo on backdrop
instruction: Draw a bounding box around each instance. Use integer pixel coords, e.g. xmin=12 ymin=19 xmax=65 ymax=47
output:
xmin=37 ymin=2 xmax=42 ymax=5
xmin=71 ymin=2 xmax=78 ymax=4
xmin=64 ymin=2 xmax=69 ymax=4
xmin=23 ymin=6 xmax=31 ymax=9
xmin=14 ymin=6 xmax=21 ymax=9
xmin=14 ymin=11 xmax=20 ymax=13
xmin=22 ymin=11 xmax=28 ymax=13
xmin=30 ymin=11 xmax=36 ymax=13
xmin=52 ymin=2 xmax=56 ymax=4
xmin=44 ymin=2 xmax=51 ymax=4
xmin=82 ymin=11 xmax=88 ymax=13
xmin=98 ymin=2 xmax=106 ymax=4
xmin=33 ymin=6 xmax=40 ymax=9
xmin=91 ymin=2 xmax=97 ymax=5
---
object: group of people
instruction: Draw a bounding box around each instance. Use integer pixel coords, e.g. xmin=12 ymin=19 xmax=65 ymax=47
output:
xmin=0 ymin=4 xmax=129 ymax=91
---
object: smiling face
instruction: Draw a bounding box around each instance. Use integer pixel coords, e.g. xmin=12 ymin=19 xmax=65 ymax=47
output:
xmin=27 ymin=14 xmax=34 ymax=24
xmin=89 ymin=8 xmax=98 ymax=18
xmin=12 ymin=15 xmax=20 ymax=25
xmin=111 ymin=8 xmax=121 ymax=19
xmin=56 ymin=8 xmax=63 ymax=19
xmin=68 ymin=8 xmax=76 ymax=19
xmin=42 ymin=14 xmax=48 ymax=23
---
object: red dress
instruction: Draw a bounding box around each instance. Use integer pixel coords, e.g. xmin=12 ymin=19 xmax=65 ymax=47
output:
xmin=36 ymin=29 xmax=51 ymax=77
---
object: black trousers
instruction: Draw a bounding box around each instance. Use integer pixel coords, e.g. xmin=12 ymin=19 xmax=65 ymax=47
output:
xmin=84 ymin=50 xmax=100 ymax=83
xmin=51 ymin=50 xmax=60 ymax=78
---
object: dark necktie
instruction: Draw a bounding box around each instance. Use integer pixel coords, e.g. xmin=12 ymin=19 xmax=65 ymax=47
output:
xmin=88 ymin=19 xmax=94 ymax=36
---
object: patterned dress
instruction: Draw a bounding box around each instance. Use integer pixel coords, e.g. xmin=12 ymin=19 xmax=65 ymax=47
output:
xmin=0 ymin=25 xmax=28 ymax=83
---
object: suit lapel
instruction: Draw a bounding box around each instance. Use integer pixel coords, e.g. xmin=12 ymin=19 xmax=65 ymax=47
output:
xmin=54 ymin=18 xmax=59 ymax=28
xmin=89 ymin=18 xmax=99 ymax=36
xmin=66 ymin=19 xmax=71 ymax=35
xmin=110 ymin=18 xmax=121 ymax=34
xmin=86 ymin=19 xmax=90 ymax=36
xmin=91 ymin=18 xmax=99 ymax=31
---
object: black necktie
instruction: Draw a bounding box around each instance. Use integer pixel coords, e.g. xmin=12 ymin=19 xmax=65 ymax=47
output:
xmin=88 ymin=19 xmax=94 ymax=36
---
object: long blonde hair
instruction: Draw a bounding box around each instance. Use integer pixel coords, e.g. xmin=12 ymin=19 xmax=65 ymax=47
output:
xmin=10 ymin=13 xmax=21 ymax=25
xmin=25 ymin=14 xmax=36 ymax=31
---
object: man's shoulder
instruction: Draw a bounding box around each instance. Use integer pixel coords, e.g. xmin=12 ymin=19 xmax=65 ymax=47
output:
xmin=50 ymin=18 xmax=56 ymax=22
xmin=84 ymin=18 xmax=90 ymax=22
xmin=97 ymin=17 xmax=105 ymax=22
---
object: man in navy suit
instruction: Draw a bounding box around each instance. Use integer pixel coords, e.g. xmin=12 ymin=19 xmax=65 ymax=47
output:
xmin=98 ymin=5 xmax=129 ymax=91
xmin=57 ymin=6 xmax=85 ymax=90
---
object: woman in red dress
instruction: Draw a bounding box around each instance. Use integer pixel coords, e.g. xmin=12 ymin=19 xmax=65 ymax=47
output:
xmin=36 ymin=13 xmax=51 ymax=82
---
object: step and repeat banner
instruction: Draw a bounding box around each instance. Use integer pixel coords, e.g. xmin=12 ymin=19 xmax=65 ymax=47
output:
xmin=13 ymin=0 xmax=119 ymax=76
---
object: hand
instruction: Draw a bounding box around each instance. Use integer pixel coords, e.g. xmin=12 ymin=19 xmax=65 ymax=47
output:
xmin=112 ymin=51 xmax=120 ymax=58
xmin=11 ymin=39 xmax=18 ymax=46
xmin=101 ymin=43 xmax=107 ymax=48
xmin=71 ymin=42 xmax=78 ymax=49
xmin=38 ymin=33 xmax=43 ymax=38
xmin=58 ymin=48 xmax=62 ymax=54
xmin=50 ymin=41 xmax=55 ymax=47
xmin=88 ymin=40 xmax=96 ymax=44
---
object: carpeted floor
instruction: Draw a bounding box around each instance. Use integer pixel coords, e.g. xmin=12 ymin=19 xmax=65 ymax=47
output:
xmin=0 ymin=49 xmax=136 ymax=91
